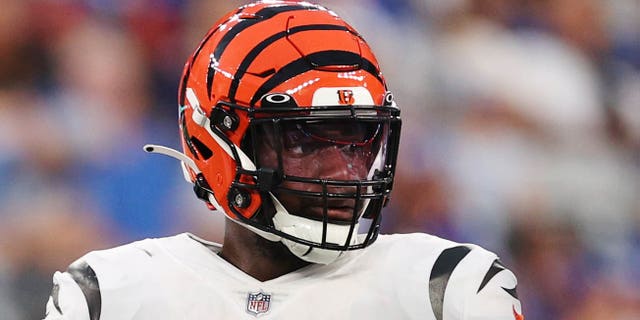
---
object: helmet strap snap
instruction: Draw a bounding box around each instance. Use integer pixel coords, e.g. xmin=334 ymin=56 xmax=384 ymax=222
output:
xmin=193 ymin=173 xmax=214 ymax=203
xmin=210 ymin=107 xmax=239 ymax=131
xmin=230 ymin=187 xmax=251 ymax=208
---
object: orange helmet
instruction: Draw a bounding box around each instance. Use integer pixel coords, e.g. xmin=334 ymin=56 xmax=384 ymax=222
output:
xmin=146 ymin=1 xmax=401 ymax=264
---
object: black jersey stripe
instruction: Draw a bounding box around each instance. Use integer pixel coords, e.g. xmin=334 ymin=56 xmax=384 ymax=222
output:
xmin=477 ymin=259 xmax=506 ymax=293
xmin=429 ymin=246 xmax=471 ymax=320
xmin=503 ymin=285 xmax=519 ymax=299
xmin=228 ymin=24 xmax=351 ymax=102
xmin=249 ymin=50 xmax=383 ymax=106
xmin=206 ymin=5 xmax=319 ymax=99
xmin=67 ymin=260 xmax=101 ymax=320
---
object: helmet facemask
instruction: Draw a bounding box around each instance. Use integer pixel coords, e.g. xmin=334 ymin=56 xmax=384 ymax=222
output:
xmin=224 ymin=100 xmax=401 ymax=264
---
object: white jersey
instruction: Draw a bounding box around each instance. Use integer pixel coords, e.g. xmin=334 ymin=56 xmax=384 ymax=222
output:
xmin=44 ymin=233 xmax=523 ymax=320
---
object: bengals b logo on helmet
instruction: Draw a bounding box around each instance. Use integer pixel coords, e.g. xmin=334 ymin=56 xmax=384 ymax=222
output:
xmin=337 ymin=89 xmax=354 ymax=105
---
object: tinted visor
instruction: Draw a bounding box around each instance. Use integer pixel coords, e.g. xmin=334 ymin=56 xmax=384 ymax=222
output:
xmin=283 ymin=120 xmax=381 ymax=148
xmin=255 ymin=118 xmax=387 ymax=179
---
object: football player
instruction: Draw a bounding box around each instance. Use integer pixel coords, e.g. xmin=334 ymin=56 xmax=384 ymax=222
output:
xmin=44 ymin=1 xmax=524 ymax=319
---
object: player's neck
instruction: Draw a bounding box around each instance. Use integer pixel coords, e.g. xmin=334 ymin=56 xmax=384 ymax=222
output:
xmin=219 ymin=222 xmax=310 ymax=282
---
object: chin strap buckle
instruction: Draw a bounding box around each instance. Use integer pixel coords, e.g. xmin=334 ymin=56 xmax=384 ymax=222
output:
xmin=193 ymin=173 xmax=213 ymax=202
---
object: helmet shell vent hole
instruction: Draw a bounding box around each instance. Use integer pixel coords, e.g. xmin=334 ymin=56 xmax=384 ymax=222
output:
xmin=191 ymin=137 xmax=213 ymax=160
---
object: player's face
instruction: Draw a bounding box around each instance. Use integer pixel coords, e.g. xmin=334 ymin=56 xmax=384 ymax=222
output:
xmin=256 ymin=119 xmax=382 ymax=222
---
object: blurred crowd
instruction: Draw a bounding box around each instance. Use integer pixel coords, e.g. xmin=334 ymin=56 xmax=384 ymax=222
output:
xmin=0 ymin=0 xmax=638 ymax=319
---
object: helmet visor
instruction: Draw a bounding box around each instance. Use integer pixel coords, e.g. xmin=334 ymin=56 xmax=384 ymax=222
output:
xmin=254 ymin=118 xmax=387 ymax=179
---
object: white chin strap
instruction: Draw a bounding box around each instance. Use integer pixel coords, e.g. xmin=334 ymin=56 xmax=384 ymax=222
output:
xmin=270 ymin=195 xmax=359 ymax=264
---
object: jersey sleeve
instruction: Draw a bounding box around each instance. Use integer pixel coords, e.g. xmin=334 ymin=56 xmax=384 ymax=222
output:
xmin=43 ymin=239 xmax=163 ymax=320
xmin=463 ymin=258 xmax=524 ymax=320
xmin=425 ymin=242 xmax=524 ymax=320
xmin=43 ymin=259 xmax=100 ymax=320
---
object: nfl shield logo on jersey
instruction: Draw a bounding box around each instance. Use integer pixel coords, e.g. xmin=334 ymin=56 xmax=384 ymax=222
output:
xmin=246 ymin=291 xmax=271 ymax=316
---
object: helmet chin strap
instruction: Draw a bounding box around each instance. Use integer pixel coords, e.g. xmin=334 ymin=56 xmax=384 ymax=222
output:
xmin=270 ymin=194 xmax=359 ymax=264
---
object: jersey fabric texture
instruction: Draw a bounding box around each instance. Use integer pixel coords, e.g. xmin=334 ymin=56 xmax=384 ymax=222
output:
xmin=44 ymin=233 xmax=523 ymax=320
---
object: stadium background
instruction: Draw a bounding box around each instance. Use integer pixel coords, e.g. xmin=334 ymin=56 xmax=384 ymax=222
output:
xmin=0 ymin=0 xmax=639 ymax=318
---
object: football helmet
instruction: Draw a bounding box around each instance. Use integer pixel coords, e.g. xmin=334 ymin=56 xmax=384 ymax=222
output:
xmin=146 ymin=0 xmax=401 ymax=264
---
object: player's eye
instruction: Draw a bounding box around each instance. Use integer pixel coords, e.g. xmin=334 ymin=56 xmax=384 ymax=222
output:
xmin=281 ymin=124 xmax=315 ymax=154
xmin=258 ymin=119 xmax=384 ymax=157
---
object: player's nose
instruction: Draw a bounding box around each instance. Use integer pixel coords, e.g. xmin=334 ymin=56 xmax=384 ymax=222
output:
xmin=317 ymin=145 xmax=367 ymax=181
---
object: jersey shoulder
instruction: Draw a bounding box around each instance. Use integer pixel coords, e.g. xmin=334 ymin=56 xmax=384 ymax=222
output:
xmin=369 ymin=233 xmax=523 ymax=320
xmin=45 ymin=233 xmax=204 ymax=320
xmin=370 ymin=233 xmax=496 ymax=263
